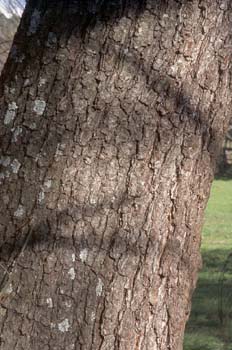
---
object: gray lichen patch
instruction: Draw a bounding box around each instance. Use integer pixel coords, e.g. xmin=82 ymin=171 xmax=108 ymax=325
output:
xmin=14 ymin=205 xmax=25 ymax=218
xmin=68 ymin=267 xmax=75 ymax=280
xmin=46 ymin=298 xmax=53 ymax=308
xmin=24 ymin=79 xmax=31 ymax=87
xmin=4 ymin=102 xmax=18 ymax=125
xmin=10 ymin=159 xmax=21 ymax=174
xmin=44 ymin=179 xmax=52 ymax=189
xmin=4 ymin=283 xmax=13 ymax=294
xmin=0 ymin=156 xmax=11 ymax=167
xmin=38 ymin=190 xmax=45 ymax=204
xmin=79 ymin=248 xmax=88 ymax=263
xmin=55 ymin=143 xmax=66 ymax=159
xmin=33 ymin=99 xmax=46 ymax=116
xmin=96 ymin=278 xmax=104 ymax=297
xmin=12 ymin=126 xmax=23 ymax=142
xmin=0 ymin=157 xmax=21 ymax=175
xmin=38 ymin=78 xmax=47 ymax=87
xmin=91 ymin=312 xmax=96 ymax=322
xmin=65 ymin=300 xmax=72 ymax=308
xmin=57 ymin=318 xmax=70 ymax=333
xmin=27 ymin=9 xmax=41 ymax=35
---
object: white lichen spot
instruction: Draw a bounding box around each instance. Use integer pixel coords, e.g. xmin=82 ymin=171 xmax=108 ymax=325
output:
xmin=0 ymin=156 xmax=11 ymax=167
xmin=14 ymin=205 xmax=25 ymax=218
xmin=28 ymin=9 xmax=41 ymax=35
xmin=91 ymin=312 xmax=96 ymax=322
xmin=65 ymin=300 xmax=72 ymax=308
xmin=58 ymin=318 xmax=70 ymax=333
xmin=68 ymin=267 xmax=75 ymax=280
xmin=38 ymin=190 xmax=45 ymax=204
xmin=79 ymin=248 xmax=88 ymax=263
xmin=96 ymin=278 xmax=104 ymax=297
xmin=4 ymin=102 xmax=18 ymax=125
xmin=50 ymin=322 xmax=55 ymax=329
xmin=71 ymin=253 xmax=76 ymax=262
xmin=5 ymin=283 xmax=13 ymax=294
xmin=38 ymin=78 xmax=47 ymax=87
xmin=24 ymin=79 xmax=31 ymax=87
xmin=10 ymin=159 xmax=21 ymax=174
xmin=46 ymin=297 xmax=53 ymax=308
xmin=33 ymin=99 xmax=46 ymax=116
xmin=12 ymin=126 xmax=23 ymax=142
xmin=44 ymin=179 xmax=52 ymax=189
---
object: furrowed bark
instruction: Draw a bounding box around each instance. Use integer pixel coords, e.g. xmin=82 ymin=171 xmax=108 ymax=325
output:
xmin=0 ymin=1 xmax=232 ymax=349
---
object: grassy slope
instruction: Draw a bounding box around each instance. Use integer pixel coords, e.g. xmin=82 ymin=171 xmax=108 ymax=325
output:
xmin=184 ymin=180 xmax=232 ymax=350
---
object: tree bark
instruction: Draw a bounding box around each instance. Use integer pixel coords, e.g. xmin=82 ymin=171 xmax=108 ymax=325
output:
xmin=0 ymin=1 xmax=232 ymax=349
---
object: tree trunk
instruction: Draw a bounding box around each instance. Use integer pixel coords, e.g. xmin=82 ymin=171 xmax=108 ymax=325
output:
xmin=0 ymin=1 xmax=232 ymax=349
xmin=0 ymin=13 xmax=20 ymax=73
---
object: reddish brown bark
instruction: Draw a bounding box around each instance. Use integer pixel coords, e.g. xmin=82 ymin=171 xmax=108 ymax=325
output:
xmin=0 ymin=1 xmax=232 ymax=349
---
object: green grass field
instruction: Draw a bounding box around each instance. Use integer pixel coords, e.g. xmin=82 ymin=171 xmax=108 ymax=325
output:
xmin=184 ymin=179 xmax=232 ymax=350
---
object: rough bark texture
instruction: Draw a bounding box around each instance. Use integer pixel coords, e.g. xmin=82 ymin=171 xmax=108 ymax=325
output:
xmin=0 ymin=1 xmax=232 ymax=349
